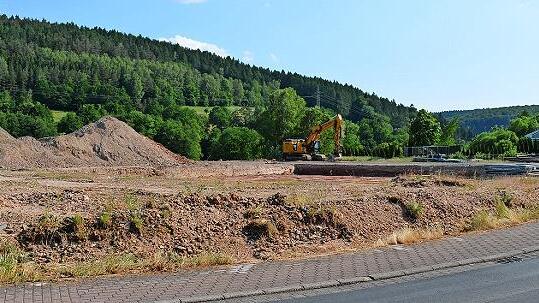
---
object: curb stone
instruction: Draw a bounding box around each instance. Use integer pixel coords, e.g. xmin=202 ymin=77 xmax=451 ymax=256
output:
xmin=182 ymin=245 xmax=539 ymax=302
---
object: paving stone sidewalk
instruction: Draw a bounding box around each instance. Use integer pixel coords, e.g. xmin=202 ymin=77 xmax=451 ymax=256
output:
xmin=2 ymin=222 xmax=539 ymax=303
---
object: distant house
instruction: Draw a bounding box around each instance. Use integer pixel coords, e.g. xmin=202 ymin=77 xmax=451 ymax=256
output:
xmin=525 ymin=130 xmax=539 ymax=141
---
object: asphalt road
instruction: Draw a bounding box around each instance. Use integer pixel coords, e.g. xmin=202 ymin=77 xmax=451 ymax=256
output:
xmin=274 ymin=257 xmax=539 ymax=303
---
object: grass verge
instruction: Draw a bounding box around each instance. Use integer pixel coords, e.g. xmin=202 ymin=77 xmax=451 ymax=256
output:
xmin=1 ymin=251 xmax=233 ymax=283
xmin=468 ymin=204 xmax=539 ymax=231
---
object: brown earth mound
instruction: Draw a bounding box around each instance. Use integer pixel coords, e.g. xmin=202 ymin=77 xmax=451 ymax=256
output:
xmin=0 ymin=116 xmax=188 ymax=169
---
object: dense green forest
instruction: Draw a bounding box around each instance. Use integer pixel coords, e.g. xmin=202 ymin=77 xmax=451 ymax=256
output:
xmin=0 ymin=14 xmax=417 ymax=160
xmin=0 ymin=15 xmax=536 ymax=161
xmin=439 ymin=105 xmax=539 ymax=140
xmin=0 ymin=15 xmax=414 ymax=126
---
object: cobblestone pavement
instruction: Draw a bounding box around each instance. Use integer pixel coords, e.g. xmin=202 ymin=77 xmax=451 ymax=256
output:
xmin=2 ymin=222 xmax=539 ymax=303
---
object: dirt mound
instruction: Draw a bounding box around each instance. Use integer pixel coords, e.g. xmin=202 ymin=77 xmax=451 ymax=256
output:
xmin=0 ymin=116 xmax=188 ymax=169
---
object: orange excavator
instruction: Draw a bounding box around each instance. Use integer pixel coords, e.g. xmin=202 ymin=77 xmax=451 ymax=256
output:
xmin=282 ymin=114 xmax=344 ymax=161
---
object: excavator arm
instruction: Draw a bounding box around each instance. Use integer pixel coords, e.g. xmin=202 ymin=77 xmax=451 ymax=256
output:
xmin=304 ymin=114 xmax=344 ymax=156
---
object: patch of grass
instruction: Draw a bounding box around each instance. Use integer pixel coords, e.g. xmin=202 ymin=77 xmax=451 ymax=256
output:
xmin=98 ymin=211 xmax=112 ymax=228
xmin=499 ymin=191 xmax=513 ymax=208
xmin=469 ymin=210 xmax=498 ymax=231
xmin=159 ymin=204 xmax=172 ymax=219
xmin=70 ymin=214 xmax=87 ymax=240
xmin=0 ymin=242 xmax=41 ymax=283
xmin=38 ymin=211 xmax=61 ymax=230
xmin=125 ymin=194 xmax=140 ymax=211
xmin=37 ymin=211 xmax=62 ymax=245
xmin=98 ymin=204 xmax=114 ymax=229
xmin=129 ymin=213 xmax=144 ymax=234
xmin=495 ymin=199 xmax=510 ymax=219
xmin=177 ymin=252 xmax=234 ymax=267
xmin=383 ymin=228 xmax=444 ymax=245
xmin=58 ymin=254 xmax=139 ymax=278
xmin=58 ymin=252 xmax=233 ymax=278
xmin=125 ymin=195 xmax=144 ymax=234
xmin=404 ymin=201 xmax=424 ymax=219
xmin=468 ymin=203 xmax=539 ymax=231
xmin=2 ymin=249 xmax=234 ymax=283
xmin=285 ymin=193 xmax=311 ymax=207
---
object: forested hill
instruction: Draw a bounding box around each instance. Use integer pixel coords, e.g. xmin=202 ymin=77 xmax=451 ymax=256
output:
xmin=0 ymin=15 xmax=414 ymax=127
xmin=439 ymin=105 xmax=539 ymax=139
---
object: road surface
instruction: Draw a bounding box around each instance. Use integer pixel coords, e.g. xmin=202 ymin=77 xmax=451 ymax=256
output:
xmin=274 ymin=256 xmax=539 ymax=303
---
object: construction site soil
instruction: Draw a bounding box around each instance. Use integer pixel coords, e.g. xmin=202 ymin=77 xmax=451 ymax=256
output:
xmin=0 ymin=119 xmax=538 ymax=282
xmin=1 ymin=165 xmax=538 ymax=276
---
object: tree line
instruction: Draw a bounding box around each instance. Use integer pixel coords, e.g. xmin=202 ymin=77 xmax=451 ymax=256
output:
xmin=0 ymin=14 xmax=415 ymax=128
xmin=1 ymin=15 xmax=537 ymax=161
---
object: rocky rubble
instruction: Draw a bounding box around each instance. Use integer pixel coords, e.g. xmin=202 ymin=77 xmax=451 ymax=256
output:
xmin=0 ymin=175 xmax=537 ymax=267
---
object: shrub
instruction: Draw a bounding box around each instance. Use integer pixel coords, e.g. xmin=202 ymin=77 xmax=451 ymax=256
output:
xmin=469 ymin=128 xmax=518 ymax=157
xmin=210 ymin=127 xmax=264 ymax=160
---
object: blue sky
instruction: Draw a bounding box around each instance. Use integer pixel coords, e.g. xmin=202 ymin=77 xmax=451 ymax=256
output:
xmin=1 ymin=0 xmax=538 ymax=111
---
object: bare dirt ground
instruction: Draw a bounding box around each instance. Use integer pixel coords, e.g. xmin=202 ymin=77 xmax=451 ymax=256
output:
xmin=1 ymin=161 xmax=538 ymax=282
xmin=1 ymin=119 xmax=538 ymax=282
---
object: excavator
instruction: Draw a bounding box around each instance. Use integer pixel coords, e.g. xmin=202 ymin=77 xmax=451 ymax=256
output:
xmin=282 ymin=114 xmax=344 ymax=161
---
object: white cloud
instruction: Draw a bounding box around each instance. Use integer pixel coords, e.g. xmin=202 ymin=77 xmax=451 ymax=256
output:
xmin=242 ymin=50 xmax=254 ymax=63
xmin=269 ymin=53 xmax=279 ymax=63
xmin=160 ymin=35 xmax=228 ymax=57
xmin=175 ymin=0 xmax=207 ymax=4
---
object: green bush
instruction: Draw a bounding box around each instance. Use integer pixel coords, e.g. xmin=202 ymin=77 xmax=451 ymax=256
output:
xmin=469 ymin=128 xmax=518 ymax=157
xmin=211 ymin=127 xmax=264 ymax=160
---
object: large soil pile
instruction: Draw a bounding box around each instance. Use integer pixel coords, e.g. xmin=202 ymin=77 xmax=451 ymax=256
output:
xmin=0 ymin=116 xmax=188 ymax=169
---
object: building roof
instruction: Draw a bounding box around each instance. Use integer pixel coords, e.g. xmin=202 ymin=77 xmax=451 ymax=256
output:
xmin=525 ymin=129 xmax=539 ymax=139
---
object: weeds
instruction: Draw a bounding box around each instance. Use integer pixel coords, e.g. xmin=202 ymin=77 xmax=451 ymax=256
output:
xmin=58 ymin=251 xmax=233 ymax=279
xmin=36 ymin=212 xmax=62 ymax=245
xmin=468 ymin=202 xmax=539 ymax=231
xmin=38 ymin=211 xmax=61 ymax=231
xmin=243 ymin=205 xmax=263 ymax=219
xmin=59 ymin=254 xmax=139 ymax=277
xmin=383 ymin=227 xmax=443 ymax=245
xmin=495 ymin=200 xmax=510 ymax=219
xmin=98 ymin=204 xmax=114 ymax=228
xmin=404 ymin=201 xmax=424 ymax=220
xmin=70 ymin=214 xmax=87 ymax=240
xmin=126 ymin=195 xmax=144 ymax=234
xmin=130 ymin=213 xmax=144 ymax=234
xmin=285 ymin=193 xmax=310 ymax=207
xmin=469 ymin=211 xmax=497 ymax=231
xmin=0 ymin=242 xmax=40 ymax=283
